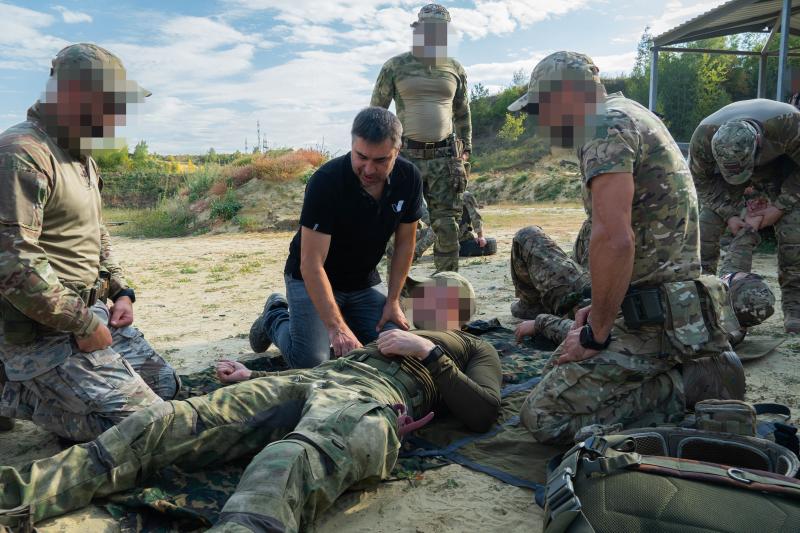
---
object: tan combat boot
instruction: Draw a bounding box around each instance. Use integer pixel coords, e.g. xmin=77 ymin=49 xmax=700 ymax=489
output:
xmin=682 ymin=351 xmax=746 ymax=409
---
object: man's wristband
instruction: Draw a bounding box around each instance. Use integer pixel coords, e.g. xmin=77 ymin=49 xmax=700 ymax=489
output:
xmin=422 ymin=345 xmax=445 ymax=366
xmin=579 ymin=324 xmax=611 ymax=350
xmin=112 ymin=288 xmax=136 ymax=303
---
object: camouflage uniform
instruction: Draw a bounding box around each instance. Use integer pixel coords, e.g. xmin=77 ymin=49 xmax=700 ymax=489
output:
xmin=509 ymin=52 xmax=735 ymax=445
xmin=413 ymin=191 xmax=488 ymax=259
xmin=371 ymin=51 xmax=471 ymax=272
xmin=690 ymin=99 xmax=800 ymax=324
xmin=0 ymin=46 xmax=178 ymax=442
xmin=0 ymin=330 xmax=501 ymax=532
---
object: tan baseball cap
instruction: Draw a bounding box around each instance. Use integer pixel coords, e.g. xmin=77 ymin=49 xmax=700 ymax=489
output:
xmin=52 ymin=43 xmax=151 ymax=102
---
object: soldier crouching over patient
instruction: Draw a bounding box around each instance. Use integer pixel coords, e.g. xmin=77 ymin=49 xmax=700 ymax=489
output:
xmin=0 ymin=43 xmax=179 ymax=442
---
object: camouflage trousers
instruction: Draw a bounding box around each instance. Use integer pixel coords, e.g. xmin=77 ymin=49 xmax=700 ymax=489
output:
xmin=510 ymin=225 xmax=591 ymax=316
xmin=403 ymin=152 xmax=467 ymax=272
xmin=0 ymin=359 xmax=404 ymax=533
xmin=0 ymin=307 xmax=179 ymax=442
xmin=521 ymin=320 xmax=686 ymax=445
xmin=700 ymin=206 xmax=800 ymax=319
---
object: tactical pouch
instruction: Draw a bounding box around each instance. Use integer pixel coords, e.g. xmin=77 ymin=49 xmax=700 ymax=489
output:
xmin=693 ymin=399 xmax=757 ymax=437
xmin=0 ymin=298 xmax=37 ymax=345
xmin=543 ymin=429 xmax=800 ymax=533
xmin=448 ymin=158 xmax=467 ymax=194
xmin=695 ymin=274 xmax=741 ymax=334
xmin=620 ymin=287 xmax=664 ymax=329
xmin=659 ymin=280 xmax=714 ymax=357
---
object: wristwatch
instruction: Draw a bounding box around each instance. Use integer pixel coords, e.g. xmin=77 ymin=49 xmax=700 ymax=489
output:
xmin=422 ymin=345 xmax=445 ymax=366
xmin=112 ymin=288 xmax=136 ymax=304
xmin=579 ymin=323 xmax=611 ymax=351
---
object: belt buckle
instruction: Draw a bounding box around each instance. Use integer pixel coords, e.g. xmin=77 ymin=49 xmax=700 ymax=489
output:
xmin=424 ymin=142 xmax=436 ymax=159
xmin=545 ymin=469 xmax=581 ymax=520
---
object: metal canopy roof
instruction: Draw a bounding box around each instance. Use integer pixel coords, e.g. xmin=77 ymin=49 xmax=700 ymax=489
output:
xmin=653 ymin=0 xmax=800 ymax=47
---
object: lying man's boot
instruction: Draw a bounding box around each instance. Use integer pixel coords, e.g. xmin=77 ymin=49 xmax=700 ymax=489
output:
xmin=682 ymin=351 xmax=746 ymax=408
xmin=249 ymin=293 xmax=289 ymax=353
xmin=510 ymin=298 xmax=545 ymax=320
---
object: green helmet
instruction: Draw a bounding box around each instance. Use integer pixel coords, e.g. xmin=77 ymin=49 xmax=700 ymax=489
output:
xmin=411 ymin=3 xmax=451 ymax=26
xmin=404 ymin=271 xmax=476 ymax=329
xmin=727 ymin=273 xmax=775 ymax=327
xmin=711 ymin=120 xmax=758 ymax=185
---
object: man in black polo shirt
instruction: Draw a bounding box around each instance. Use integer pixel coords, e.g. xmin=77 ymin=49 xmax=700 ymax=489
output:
xmin=249 ymin=107 xmax=424 ymax=368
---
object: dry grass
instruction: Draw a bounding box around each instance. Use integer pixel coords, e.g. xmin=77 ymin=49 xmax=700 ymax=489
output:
xmin=230 ymin=149 xmax=326 ymax=187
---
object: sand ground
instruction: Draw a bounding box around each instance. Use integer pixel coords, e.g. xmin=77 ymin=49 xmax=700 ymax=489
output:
xmin=1 ymin=204 xmax=797 ymax=532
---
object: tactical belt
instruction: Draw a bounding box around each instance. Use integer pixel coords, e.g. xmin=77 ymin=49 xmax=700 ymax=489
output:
xmin=351 ymin=351 xmax=433 ymax=416
xmin=402 ymin=137 xmax=455 ymax=160
xmin=0 ymin=273 xmax=110 ymax=345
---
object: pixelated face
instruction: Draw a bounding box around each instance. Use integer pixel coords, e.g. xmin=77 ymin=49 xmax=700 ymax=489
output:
xmin=534 ymin=78 xmax=605 ymax=148
xmin=412 ymin=21 xmax=447 ymax=65
xmin=407 ymin=278 xmax=475 ymax=330
xmin=350 ymin=136 xmax=399 ymax=189
xmin=40 ymin=64 xmax=145 ymax=155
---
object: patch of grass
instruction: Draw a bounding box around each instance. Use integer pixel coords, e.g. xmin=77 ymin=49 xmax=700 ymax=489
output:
xmin=176 ymin=277 xmax=191 ymax=283
xmin=210 ymin=265 xmax=228 ymax=273
xmin=512 ymin=173 xmax=529 ymax=188
xmin=239 ymin=260 xmax=264 ymax=274
xmin=105 ymin=198 xmax=198 ymax=238
xmin=233 ymin=215 xmax=261 ymax=232
xmin=473 ymin=174 xmax=489 ymax=184
xmin=179 ymin=266 xmax=198 ymax=274
xmin=210 ymin=188 xmax=243 ymax=221
xmin=533 ymin=174 xmax=582 ymax=201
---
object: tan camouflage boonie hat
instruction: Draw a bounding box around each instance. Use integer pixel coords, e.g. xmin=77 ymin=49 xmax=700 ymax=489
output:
xmin=726 ymin=273 xmax=776 ymax=327
xmin=508 ymin=51 xmax=601 ymax=113
xmin=52 ymin=43 xmax=151 ymax=102
xmin=711 ymin=120 xmax=758 ymax=185
xmin=411 ymin=3 xmax=451 ymax=26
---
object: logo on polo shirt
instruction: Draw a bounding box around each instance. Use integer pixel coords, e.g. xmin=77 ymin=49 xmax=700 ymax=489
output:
xmin=392 ymin=200 xmax=404 ymax=213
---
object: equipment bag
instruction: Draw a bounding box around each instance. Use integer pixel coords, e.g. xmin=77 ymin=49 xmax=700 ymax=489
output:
xmin=544 ymin=429 xmax=800 ymax=533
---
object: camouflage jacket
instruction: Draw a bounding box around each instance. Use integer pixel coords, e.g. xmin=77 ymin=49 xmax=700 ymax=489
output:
xmin=370 ymin=52 xmax=472 ymax=152
xmin=689 ymin=99 xmax=800 ymax=221
xmin=579 ymin=92 xmax=701 ymax=287
xmin=0 ymin=105 xmax=129 ymax=340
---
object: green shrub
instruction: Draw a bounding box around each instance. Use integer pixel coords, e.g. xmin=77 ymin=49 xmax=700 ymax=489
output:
xmin=186 ymin=165 xmax=222 ymax=201
xmin=211 ymin=188 xmax=243 ymax=220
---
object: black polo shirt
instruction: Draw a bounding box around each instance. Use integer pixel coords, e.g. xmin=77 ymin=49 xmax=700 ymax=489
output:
xmin=284 ymin=153 xmax=424 ymax=291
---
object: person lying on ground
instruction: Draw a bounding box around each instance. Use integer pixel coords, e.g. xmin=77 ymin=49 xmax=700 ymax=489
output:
xmin=0 ymin=273 xmax=499 ymax=533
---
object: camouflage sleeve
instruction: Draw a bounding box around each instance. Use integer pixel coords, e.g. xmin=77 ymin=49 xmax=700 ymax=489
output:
xmin=534 ymin=314 xmax=574 ymax=345
xmin=462 ymin=192 xmax=482 ymax=233
xmin=579 ymin=110 xmax=638 ymax=184
xmin=0 ymin=158 xmax=99 ymax=336
xmin=370 ymin=60 xmax=395 ymax=109
xmin=773 ymin=162 xmax=800 ymax=212
xmin=690 ymin=126 xmax=742 ymax=222
xmin=719 ymin=226 xmax=760 ymax=277
xmin=100 ymin=224 xmax=129 ymax=298
xmin=780 ymin=114 xmax=800 ymax=168
xmin=453 ymin=61 xmax=472 ymax=152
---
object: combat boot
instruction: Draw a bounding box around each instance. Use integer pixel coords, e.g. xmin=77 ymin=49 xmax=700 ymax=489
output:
xmin=249 ymin=293 xmax=288 ymax=353
xmin=681 ymin=351 xmax=745 ymax=409
xmin=510 ymin=298 xmax=546 ymax=320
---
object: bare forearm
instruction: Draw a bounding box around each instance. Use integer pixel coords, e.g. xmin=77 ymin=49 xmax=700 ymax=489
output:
xmin=300 ymin=264 xmax=345 ymax=330
xmin=588 ymin=228 xmax=634 ymax=340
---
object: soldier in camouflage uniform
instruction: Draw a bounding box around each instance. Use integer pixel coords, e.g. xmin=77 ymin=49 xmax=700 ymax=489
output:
xmin=689 ymin=99 xmax=800 ymax=332
xmin=390 ymin=191 xmax=494 ymax=261
xmin=0 ymin=276 xmax=500 ymax=533
xmin=512 ymin=222 xmax=774 ymax=347
xmin=371 ymin=4 xmax=471 ymax=273
xmin=0 ymin=44 xmax=179 ymax=442
xmin=507 ymin=52 xmax=743 ymax=445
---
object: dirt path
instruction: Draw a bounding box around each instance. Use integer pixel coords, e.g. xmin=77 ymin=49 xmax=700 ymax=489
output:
xmin=3 ymin=204 xmax=796 ymax=532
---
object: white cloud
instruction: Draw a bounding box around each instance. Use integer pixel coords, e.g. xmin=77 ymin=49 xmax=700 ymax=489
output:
xmin=52 ymin=5 xmax=92 ymax=24
xmin=649 ymin=0 xmax=723 ymax=37
xmin=593 ymin=51 xmax=637 ymax=76
xmin=0 ymin=2 xmax=67 ymax=70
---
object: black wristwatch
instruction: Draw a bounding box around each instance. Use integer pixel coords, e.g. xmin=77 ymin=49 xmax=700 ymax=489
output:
xmin=422 ymin=345 xmax=445 ymax=366
xmin=112 ymin=288 xmax=136 ymax=304
xmin=579 ymin=323 xmax=611 ymax=350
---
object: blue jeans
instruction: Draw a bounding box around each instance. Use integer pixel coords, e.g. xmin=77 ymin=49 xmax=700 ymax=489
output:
xmin=266 ymin=274 xmax=397 ymax=368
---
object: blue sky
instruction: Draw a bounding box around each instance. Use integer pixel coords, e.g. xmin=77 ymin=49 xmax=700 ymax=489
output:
xmin=0 ymin=0 xmax=724 ymax=154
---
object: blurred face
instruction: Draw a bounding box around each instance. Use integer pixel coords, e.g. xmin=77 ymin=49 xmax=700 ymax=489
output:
xmin=350 ymin=136 xmax=399 ymax=189
xmin=407 ymin=280 xmax=475 ymax=330
xmin=412 ymin=21 xmax=447 ymax=66
xmin=535 ymin=79 xmax=604 ymax=148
